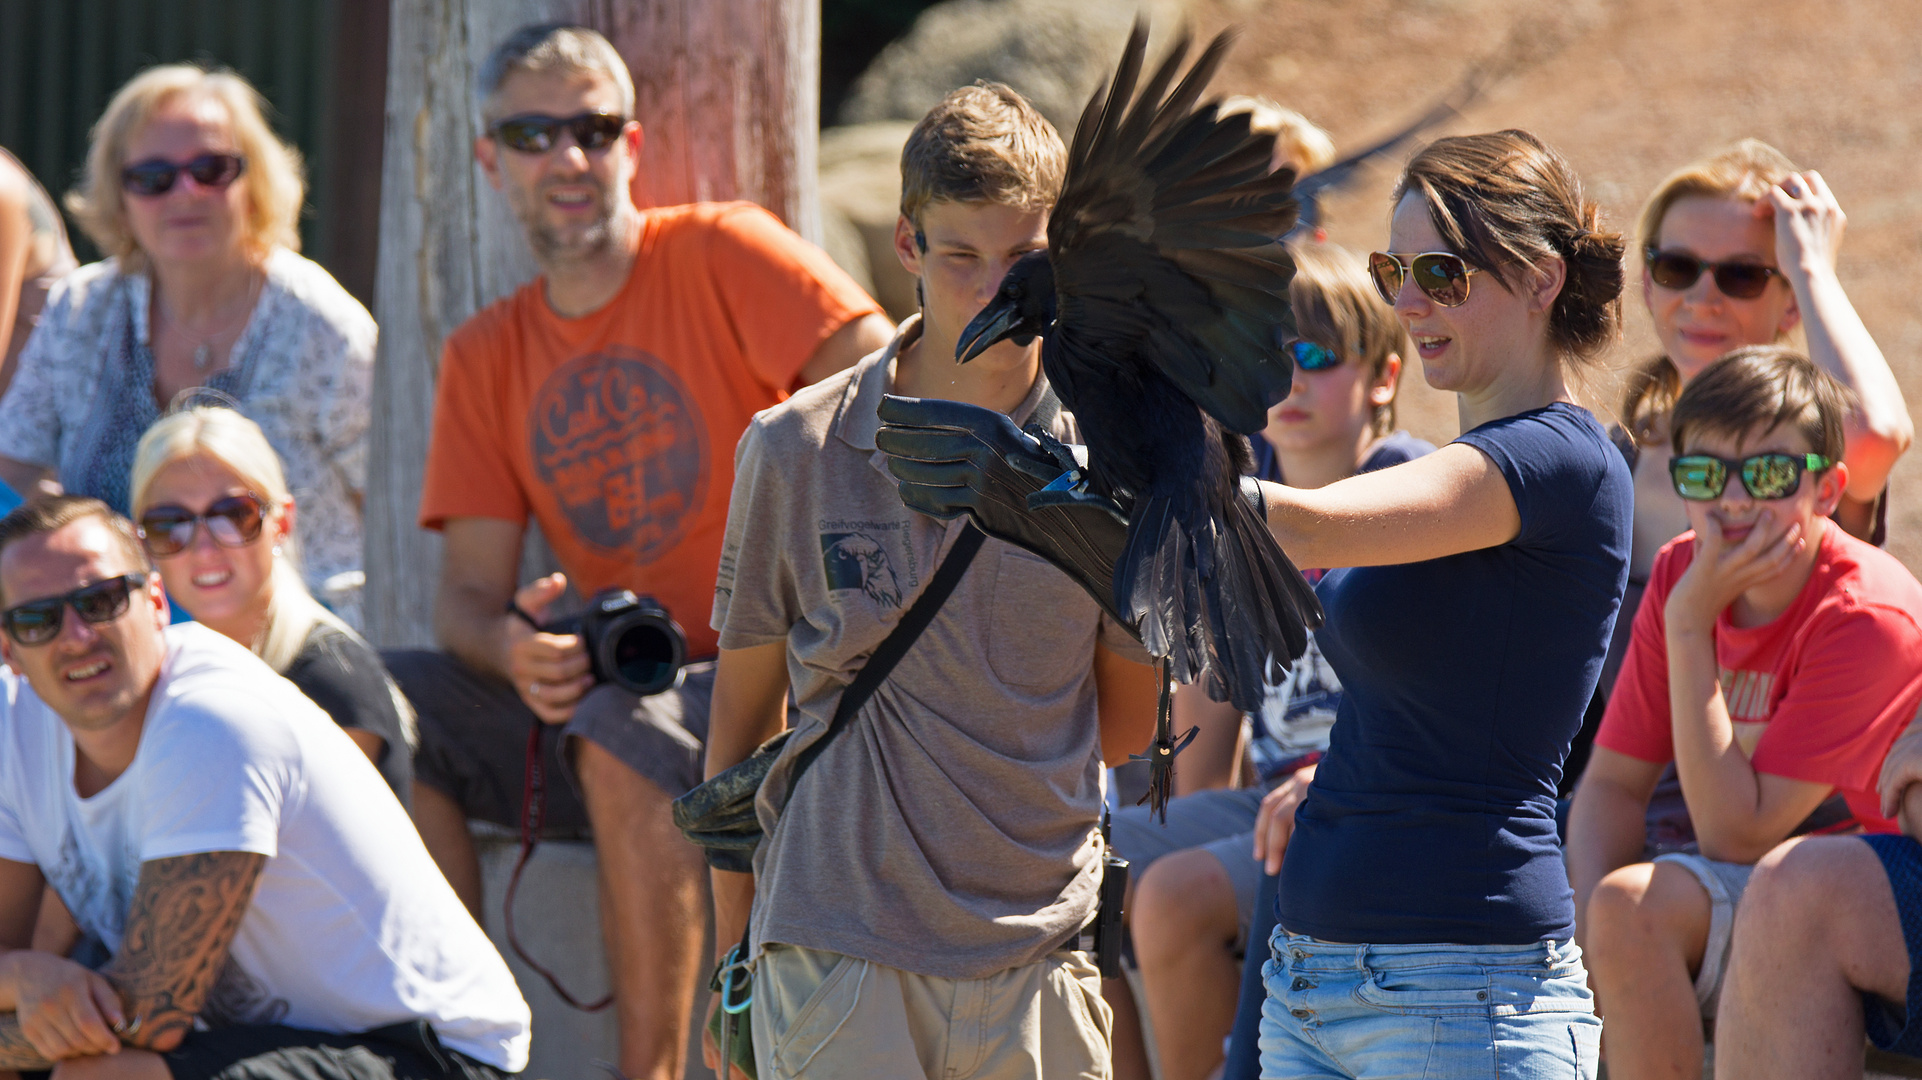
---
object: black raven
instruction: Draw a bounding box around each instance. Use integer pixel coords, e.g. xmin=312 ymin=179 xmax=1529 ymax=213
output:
xmin=948 ymin=23 xmax=1324 ymax=805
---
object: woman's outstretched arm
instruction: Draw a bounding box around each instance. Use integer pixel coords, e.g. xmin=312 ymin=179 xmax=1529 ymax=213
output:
xmin=1259 ymin=441 xmax=1520 ymax=571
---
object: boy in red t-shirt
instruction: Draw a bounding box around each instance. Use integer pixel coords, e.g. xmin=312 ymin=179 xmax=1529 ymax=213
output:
xmin=1567 ymin=345 xmax=1922 ymax=1079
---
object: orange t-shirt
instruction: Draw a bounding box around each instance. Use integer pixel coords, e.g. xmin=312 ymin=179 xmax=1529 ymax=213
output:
xmin=419 ymin=202 xmax=883 ymax=658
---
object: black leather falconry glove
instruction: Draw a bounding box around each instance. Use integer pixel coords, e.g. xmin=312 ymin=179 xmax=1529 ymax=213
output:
xmin=876 ymin=394 xmax=1138 ymax=638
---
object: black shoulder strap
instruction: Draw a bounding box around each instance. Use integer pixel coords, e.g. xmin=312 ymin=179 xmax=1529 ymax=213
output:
xmin=789 ymin=522 xmax=986 ymax=784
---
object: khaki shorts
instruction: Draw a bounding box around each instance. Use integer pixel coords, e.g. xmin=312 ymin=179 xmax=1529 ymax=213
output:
xmin=1654 ymin=851 xmax=1755 ymax=1017
xmin=751 ymin=944 xmax=1111 ymax=1079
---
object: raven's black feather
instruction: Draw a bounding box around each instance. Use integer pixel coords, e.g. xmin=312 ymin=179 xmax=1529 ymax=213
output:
xmin=954 ymin=21 xmax=1325 ymax=813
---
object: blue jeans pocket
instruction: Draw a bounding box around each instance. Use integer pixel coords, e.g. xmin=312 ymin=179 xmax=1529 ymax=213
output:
xmin=1353 ymin=963 xmax=1494 ymax=1014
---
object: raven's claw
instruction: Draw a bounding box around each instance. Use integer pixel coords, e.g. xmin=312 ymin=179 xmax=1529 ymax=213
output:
xmin=1028 ymin=480 xmax=1131 ymax=525
xmin=1128 ymin=658 xmax=1194 ymax=822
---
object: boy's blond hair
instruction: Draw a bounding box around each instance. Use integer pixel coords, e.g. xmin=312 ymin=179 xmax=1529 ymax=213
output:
xmin=1289 ymin=243 xmax=1409 ymax=437
xmin=1221 ymin=96 xmax=1335 ymax=176
xmin=899 ymin=82 xmax=1065 ymax=231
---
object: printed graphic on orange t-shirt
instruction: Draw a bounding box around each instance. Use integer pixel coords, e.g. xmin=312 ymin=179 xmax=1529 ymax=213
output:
xmin=531 ymin=347 xmax=708 ymax=561
xmin=419 ymin=202 xmax=883 ymax=658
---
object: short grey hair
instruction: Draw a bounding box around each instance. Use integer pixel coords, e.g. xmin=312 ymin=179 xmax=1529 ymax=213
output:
xmin=476 ymin=23 xmax=636 ymax=126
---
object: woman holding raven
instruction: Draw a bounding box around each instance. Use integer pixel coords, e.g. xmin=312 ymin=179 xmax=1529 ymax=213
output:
xmin=882 ymin=125 xmax=1631 ymax=1076
xmin=872 ymin=26 xmax=1631 ymax=1071
xmin=1243 ymin=130 xmax=1630 ymax=1077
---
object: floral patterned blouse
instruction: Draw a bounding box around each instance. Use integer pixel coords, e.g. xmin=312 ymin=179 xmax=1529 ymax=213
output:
xmin=0 ymin=248 xmax=375 ymax=609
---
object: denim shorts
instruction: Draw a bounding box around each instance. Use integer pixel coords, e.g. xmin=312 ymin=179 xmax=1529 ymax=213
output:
xmin=1258 ymin=927 xmax=1600 ymax=1079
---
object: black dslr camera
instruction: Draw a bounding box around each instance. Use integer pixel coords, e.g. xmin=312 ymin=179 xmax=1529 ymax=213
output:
xmin=545 ymin=589 xmax=687 ymax=697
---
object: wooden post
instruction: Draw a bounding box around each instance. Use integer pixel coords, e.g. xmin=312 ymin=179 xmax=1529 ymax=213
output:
xmin=365 ymin=0 xmax=820 ymax=648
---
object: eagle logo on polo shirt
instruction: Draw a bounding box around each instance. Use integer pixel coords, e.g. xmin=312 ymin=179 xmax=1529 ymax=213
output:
xmin=821 ymin=532 xmax=904 ymax=609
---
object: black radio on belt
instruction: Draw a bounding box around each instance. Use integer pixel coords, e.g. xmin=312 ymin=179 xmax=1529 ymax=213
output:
xmin=1092 ymin=807 xmax=1129 ymax=978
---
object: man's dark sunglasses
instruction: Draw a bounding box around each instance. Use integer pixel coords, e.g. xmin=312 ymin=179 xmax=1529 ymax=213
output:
xmin=120 ymin=153 xmax=247 ymax=197
xmin=137 ymin=493 xmax=267 ymax=558
xmin=1284 ymin=340 xmax=1344 ymax=372
xmin=1644 ymin=247 xmax=1782 ymax=301
xmin=1670 ymin=452 xmax=1832 ymax=502
xmin=490 ymin=112 xmax=628 ymax=154
xmin=2 ymin=573 xmax=149 ymax=646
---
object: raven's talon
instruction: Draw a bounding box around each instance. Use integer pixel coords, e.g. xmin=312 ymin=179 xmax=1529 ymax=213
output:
xmin=1029 ymin=485 xmax=1130 ymax=525
xmin=1028 ymin=427 xmax=1086 ymax=473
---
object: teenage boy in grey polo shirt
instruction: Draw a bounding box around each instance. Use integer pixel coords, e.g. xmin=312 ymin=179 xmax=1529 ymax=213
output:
xmin=704 ymin=83 xmax=1156 ymax=1080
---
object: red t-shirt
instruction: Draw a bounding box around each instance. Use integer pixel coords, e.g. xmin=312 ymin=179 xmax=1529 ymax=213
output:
xmin=1597 ymin=524 xmax=1922 ymax=832
xmin=419 ymin=202 xmax=882 ymax=657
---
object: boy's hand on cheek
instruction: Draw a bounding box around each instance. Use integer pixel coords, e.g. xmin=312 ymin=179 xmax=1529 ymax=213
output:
xmin=1665 ymin=509 xmax=1805 ymax=633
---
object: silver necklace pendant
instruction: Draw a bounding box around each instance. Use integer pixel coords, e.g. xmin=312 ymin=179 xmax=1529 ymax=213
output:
xmin=194 ymin=342 xmax=214 ymax=371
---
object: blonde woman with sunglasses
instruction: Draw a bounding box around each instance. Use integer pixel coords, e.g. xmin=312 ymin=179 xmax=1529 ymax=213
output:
xmin=1608 ymin=142 xmax=1910 ymax=685
xmin=0 ymin=65 xmax=374 ymax=620
xmin=129 ymin=406 xmax=412 ymax=803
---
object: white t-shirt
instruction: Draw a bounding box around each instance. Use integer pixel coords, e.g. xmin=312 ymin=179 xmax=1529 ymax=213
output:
xmin=0 ymin=624 xmax=529 ymax=1070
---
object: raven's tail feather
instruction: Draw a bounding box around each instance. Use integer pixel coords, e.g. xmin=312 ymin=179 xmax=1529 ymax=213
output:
xmin=1118 ymin=490 xmax=1323 ymax=713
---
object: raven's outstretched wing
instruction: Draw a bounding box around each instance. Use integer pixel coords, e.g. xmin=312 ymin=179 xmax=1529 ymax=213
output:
xmin=1047 ymin=22 xmax=1300 ymax=436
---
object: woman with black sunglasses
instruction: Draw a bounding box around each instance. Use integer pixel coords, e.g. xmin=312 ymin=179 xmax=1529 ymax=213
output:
xmin=128 ymin=405 xmax=412 ymax=804
xmin=1244 ymin=130 xmax=1630 ymax=1077
xmin=1610 ymin=142 xmax=1910 ymax=681
xmin=0 ymin=64 xmax=374 ymax=626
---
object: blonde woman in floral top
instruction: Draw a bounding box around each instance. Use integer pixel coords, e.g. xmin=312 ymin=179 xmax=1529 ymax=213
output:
xmin=0 ymin=65 xmax=372 ymax=615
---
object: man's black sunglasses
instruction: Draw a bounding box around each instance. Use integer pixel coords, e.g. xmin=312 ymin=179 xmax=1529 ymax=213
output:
xmin=1 ymin=573 xmax=149 ymax=647
xmin=1644 ymin=247 xmax=1782 ymax=301
xmin=120 ymin=154 xmax=247 ymax=197
xmin=489 ymin=112 xmax=628 ymax=154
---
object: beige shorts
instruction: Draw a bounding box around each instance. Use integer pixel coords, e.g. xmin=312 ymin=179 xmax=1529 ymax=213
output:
xmin=750 ymin=944 xmax=1111 ymax=1079
xmin=1654 ymin=851 xmax=1756 ymax=1017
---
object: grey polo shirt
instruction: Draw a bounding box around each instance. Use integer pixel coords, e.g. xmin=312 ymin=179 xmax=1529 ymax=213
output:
xmin=712 ymin=316 xmax=1145 ymax=978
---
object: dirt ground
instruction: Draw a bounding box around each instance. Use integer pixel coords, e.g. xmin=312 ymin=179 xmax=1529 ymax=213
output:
xmin=1180 ymin=0 xmax=1922 ymax=569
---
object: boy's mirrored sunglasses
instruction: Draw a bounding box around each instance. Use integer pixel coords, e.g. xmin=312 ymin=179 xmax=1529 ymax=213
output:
xmin=1284 ymin=340 xmax=1344 ymax=371
xmin=1644 ymin=247 xmax=1782 ymax=300
xmin=1368 ymin=251 xmax=1481 ymax=307
xmin=137 ymin=494 xmax=267 ymax=557
xmin=120 ymin=153 xmax=246 ymax=197
xmin=1669 ymin=452 xmax=1832 ymax=501
xmin=489 ymin=112 xmax=628 ymax=154
xmin=1 ymin=573 xmax=149 ymax=646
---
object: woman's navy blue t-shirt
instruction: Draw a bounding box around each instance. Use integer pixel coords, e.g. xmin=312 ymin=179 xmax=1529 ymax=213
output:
xmin=1276 ymin=402 xmax=1632 ymax=944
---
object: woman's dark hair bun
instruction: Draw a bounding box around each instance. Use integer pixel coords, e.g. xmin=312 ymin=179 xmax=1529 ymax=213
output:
xmin=1396 ymin=130 xmax=1625 ymax=363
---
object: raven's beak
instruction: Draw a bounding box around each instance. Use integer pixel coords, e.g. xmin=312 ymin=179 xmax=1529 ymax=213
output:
xmin=955 ymin=299 xmax=1021 ymax=364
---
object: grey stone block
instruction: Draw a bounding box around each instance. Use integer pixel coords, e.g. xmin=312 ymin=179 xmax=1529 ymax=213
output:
xmin=473 ymin=830 xmax=713 ymax=1080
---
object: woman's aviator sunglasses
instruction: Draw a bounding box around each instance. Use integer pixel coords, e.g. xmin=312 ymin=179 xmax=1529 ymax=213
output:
xmin=1 ymin=573 xmax=149 ymax=646
xmin=1669 ymin=452 xmax=1832 ymax=502
xmin=1368 ymin=251 xmax=1481 ymax=308
xmin=120 ymin=153 xmax=246 ymax=197
xmin=490 ymin=112 xmax=628 ymax=154
xmin=136 ymin=493 xmax=267 ymax=557
xmin=1644 ymin=247 xmax=1782 ymax=301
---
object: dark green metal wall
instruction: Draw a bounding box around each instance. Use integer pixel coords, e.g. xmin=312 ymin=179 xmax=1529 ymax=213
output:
xmin=0 ymin=0 xmax=382 ymax=300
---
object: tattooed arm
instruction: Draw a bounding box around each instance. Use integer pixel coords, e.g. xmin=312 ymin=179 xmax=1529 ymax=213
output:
xmin=103 ymin=851 xmax=266 ymax=1053
xmin=0 ymin=851 xmax=265 ymax=1066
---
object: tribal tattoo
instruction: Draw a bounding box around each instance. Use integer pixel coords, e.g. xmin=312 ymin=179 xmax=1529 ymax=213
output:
xmin=103 ymin=851 xmax=265 ymax=1051
xmin=0 ymin=1011 xmax=54 ymax=1069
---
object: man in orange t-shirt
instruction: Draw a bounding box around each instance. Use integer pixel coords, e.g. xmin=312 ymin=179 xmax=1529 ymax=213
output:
xmin=385 ymin=24 xmax=888 ymax=1080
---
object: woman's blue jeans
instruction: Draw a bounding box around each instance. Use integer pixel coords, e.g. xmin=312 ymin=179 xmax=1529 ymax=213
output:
xmin=1257 ymin=928 xmax=1600 ymax=1079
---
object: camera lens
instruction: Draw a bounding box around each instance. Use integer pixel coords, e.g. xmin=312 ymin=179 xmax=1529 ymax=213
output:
xmin=610 ymin=622 xmax=680 ymax=696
